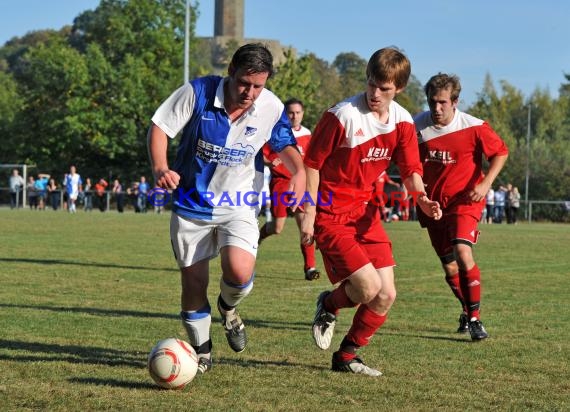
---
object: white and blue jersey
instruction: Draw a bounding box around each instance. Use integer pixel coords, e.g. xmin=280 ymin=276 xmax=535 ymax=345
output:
xmin=152 ymin=75 xmax=296 ymax=220
xmin=64 ymin=173 xmax=82 ymax=199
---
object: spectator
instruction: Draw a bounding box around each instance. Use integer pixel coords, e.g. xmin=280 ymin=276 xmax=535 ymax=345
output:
xmin=9 ymin=169 xmax=24 ymax=209
xmin=485 ymin=187 xmax=494 ymax=224
xmin=137 ymin=176 xmax=149 ymax=213
xmin=27 ymin=176 xmax=38 ymax=210
xmin=34 ymin=173 xmax=50 ymax=211
xmin=112 ymin=179 xmax=125 ymax=213
xmin=127 ymin=182 xmax=140 ymax=212
xmin=83 ymin=178 xmax=93 ymax=212
xmin=94 ymin=178 xmax=108 ymax=212
xmin=47 ymin=178 xmax=60 ymax=210
xmin=493 ymin=185 xmax=507 ymax=223
xmin=508 ymin=186 xmax=521 ymax=224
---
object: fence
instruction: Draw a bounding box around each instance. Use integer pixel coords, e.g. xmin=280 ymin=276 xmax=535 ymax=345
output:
xmin=1 ymin=187 xmax=568 ymax=223
xmin=0 ymin=188 xmax=160 ymax=213
xmin=523 ymin=200 xmax=570 ymax=223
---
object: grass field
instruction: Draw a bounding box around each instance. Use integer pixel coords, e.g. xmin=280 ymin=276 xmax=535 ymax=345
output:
xmin=1 ymin=209 xmax=569 ymax=411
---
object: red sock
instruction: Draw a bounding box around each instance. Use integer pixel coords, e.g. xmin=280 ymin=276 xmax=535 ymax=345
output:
xmin=459 ymin=265 xmax=481 ymax=320
xmin=346 ymin=304 xmax=387 ymax=347
xmin=300 ymin=242 xmax=316 ymax=271
xmin=324 ymin=282 xmax=357 ymax=315
xmin=445 ymin=273 xmax=467 ymax=313
xmin=335 ymin=349 xmax=357 ymax=362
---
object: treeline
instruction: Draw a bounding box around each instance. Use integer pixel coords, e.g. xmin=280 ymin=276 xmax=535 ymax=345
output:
xmin=1 ymin=0 xmax=569 ymax=204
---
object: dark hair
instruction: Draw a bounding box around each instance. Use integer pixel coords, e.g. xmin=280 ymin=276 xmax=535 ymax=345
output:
xmin=229 ymin=43 xmax=274 ymax=78
xmin=366 ymin=47 xmax=411 ymax=90
xmin=424 ymin=73 xmax=462 ymax=101
xmin=284 ymin=97 xmax=304 ymax=109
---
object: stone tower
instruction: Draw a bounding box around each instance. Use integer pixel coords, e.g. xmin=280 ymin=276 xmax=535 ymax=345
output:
xmin=207 ymin=0 xmax=293 ymax=71
xmin=214 ymin=0 xmax=244 ymax=39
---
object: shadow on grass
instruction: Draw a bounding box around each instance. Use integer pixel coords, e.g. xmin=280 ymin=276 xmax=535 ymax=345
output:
xmin=0 ymin=257 xmax=177 ymax=272
xmin=0 ymin=303 xmax=178 ymax=320
xmin=67 ymin=357 xmax=326 ymax=390
xmin=217 ymin=356 xmax=324 ymax=372
xmin=0 ymin=303 xmax=309 ymax=331
xmin=382 ymin=330 xmax=469 ymax=343
xmin=0 ymin=339 xmax=146 ymax=368
xmin=68 ymin=377 xmax=156 ymax=389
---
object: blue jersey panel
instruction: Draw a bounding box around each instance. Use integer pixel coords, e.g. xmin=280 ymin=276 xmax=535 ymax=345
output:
xmin=173 ymin=76 xmax=227 ymax=219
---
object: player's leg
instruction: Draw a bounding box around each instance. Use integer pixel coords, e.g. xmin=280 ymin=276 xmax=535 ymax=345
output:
xmin=294 ymin=212 xmax=319 ymax=280
xmin=171 ymin=213 xmax=218 ymax=373
xmin=259 ymin=216 xmax=286 ymax=240
xmin=426 ymin=222 xmax=469 ymax=332
xmin=259 ymin=182 xmax=288 ymax=243
xmin=179 ymin=260 xmax=213 ymax=374
xmin=218 ymin=246 xmax=255 ymax=353
xmin=441 ymin=258 xmax=469 ymax=333
xmin=453 ymin=215 xmax=487 ymax=340
xmin=312 ymin=209 xmax=390 ymax=354
xmin=217 ymin=211 xmax=258 ymax=353
xmin=329 ymin=265 xmax=393 ymax=377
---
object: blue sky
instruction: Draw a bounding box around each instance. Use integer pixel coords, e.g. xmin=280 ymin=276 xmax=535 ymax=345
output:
xmin=1 ymin=0 xmax=568 ymax=108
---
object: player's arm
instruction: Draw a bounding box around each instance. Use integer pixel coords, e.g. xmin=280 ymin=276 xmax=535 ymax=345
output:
xmin=403 ymin=172 xmax=442 ymax=220
xmin=470 ymin=153 xmax=508 ymax=202
xmin=147 ymin=124 xmax=180 ymax=190
xmin=276 ymin=145 xmax=306 ymax=212
xmin=300 ymin=166 xmax=319 ymax=244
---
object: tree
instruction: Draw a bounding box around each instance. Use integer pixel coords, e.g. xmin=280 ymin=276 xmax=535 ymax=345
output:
xmin=333 ymin=52 xmax=367 ymax=98
xmin=2 ymin=0 xmax=211 ymax=181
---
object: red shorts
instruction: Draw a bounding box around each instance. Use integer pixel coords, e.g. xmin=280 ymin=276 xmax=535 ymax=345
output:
xmin=425 ymin=213 xmax=480 ymax=258
xmin=315 ymin=203 xmax=395 ymax=285
xmin=269 ymin=178 xmax=292 ymax=218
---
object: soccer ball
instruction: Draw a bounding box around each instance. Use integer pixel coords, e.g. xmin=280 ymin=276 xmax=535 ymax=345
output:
xmin=391 ymin=214 xmax=400 ymax=221
xmin=148 ymin=337 xmax=199 ymax=389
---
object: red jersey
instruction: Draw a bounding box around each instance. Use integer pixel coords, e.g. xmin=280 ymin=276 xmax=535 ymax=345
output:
xmin=414 ymin=109 xmax=508 ymax=214
xmin=264 ymin=125 xmax=311 ymax=180
xmin=305 ymin=94 xmax=423 ymax=215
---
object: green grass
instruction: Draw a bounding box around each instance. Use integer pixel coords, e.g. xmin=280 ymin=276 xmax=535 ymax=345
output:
xmin=0 ymin=209 xmax=568 ymax=411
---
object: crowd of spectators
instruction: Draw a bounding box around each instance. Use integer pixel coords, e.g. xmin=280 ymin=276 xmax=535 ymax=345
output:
xmin=7 ymin=167 xmax=157 ymax=213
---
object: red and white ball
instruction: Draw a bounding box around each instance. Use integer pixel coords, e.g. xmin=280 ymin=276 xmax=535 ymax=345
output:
xmin=148 ymin=338 xmax=199 ymax=389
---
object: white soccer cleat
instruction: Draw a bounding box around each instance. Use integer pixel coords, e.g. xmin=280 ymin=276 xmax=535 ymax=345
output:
xmin=332 ymin=355 xmax=383 ymax=377
xmin=312 ymin=291 xmax=337 ymax=350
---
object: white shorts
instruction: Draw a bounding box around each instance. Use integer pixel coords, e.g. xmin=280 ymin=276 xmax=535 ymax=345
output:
xmin=170 ymin=210 xmax=259 ymax=268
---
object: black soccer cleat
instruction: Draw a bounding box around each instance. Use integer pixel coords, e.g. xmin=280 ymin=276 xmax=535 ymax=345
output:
xmin=197 ymin=356 xmax=212 ymax=374
xmin=305 ymin=268 xmax=320 ymax=281
xmin=457 ymin=313 xmax=469 ymax=333
xmin=218 ymin=297 xmax=247 ymax=353
xmin=468 ymin=319 xmax=489 ymax=341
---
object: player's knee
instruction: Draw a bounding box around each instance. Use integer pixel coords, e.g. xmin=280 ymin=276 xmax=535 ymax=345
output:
xmin=455 ymin=250 xmax=474 ymax=269
xmin=384 ymin=288 xmax=397 ymax=304
xmin=359 ymin=282 xmax=384 ymax=304
xmin=220 ymin=274 xmax=254 ymax=307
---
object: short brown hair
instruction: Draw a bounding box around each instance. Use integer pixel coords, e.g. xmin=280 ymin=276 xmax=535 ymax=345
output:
xmin=424 ymin=73 xmax=461 ymax=101
xmin=229 ymin=43 xmax=274 ymax=78
xmin=366 ymin=47 xmax=411 ymax=90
